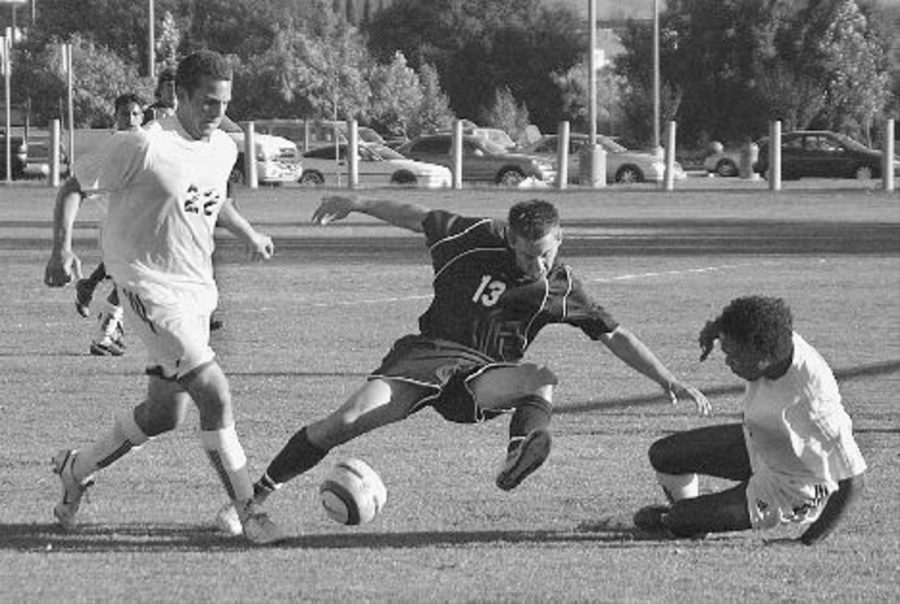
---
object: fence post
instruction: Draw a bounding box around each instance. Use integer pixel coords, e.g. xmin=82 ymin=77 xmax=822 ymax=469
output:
xmin=452 ymin=120 xmax=463 ymax=190
xmin=50 ymin=119 xmax=62 ymax=187
xmin=884 ymin=119 xmax=895 ymax=193
xmin=557 ymin=121 xmax=569 ymax=190
xmin=244 ymin=121 xmax=258 ymax=189
xmin=769 ymin=120 xmax=781 ymax=192
xmin=348 ymin=119 xmax=358 ymax=190
xmin=663 ymin=120 xmax=676 ymax=191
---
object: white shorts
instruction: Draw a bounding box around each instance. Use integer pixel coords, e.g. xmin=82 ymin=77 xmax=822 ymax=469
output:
xmin=117 ymin=281 xmax=218 ymax=379
xmin=746 ymin=462 xmax=833 ymax=530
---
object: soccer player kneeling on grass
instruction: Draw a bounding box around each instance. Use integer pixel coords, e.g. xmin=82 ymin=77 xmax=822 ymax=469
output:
xmin=633 ymin=295 xmax=867 ymax=545
xmin=216 ymin=195 xmax=711 ymax=534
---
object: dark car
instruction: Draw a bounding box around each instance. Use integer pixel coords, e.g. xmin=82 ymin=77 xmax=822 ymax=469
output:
xmin=396 ymin=133 xmax=556 ymax=186
xmin=755 ymin=130 xmax=899 ymax=180
xmin=0 ymin=134 xmax=28 ymax=179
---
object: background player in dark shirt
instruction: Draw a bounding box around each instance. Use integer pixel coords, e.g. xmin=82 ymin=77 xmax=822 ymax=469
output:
xmin=217 ymin=195 xmax=711 ymax=534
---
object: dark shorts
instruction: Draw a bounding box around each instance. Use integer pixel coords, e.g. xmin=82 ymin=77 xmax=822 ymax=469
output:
xmin=370 ymin=334 xmax=515 ymax=424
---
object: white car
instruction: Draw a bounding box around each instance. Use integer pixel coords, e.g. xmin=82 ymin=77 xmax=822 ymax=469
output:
xmin=298 ymin=142 xmax=452 ymax=188
xmin=220 ymin=116 xmax=303 ymax=184
xmin=522 ymin=133 xmax=686 ymax=184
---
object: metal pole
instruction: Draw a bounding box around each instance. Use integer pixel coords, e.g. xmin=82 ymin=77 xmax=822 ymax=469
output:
xmin=452 ymin=119 xmax=463 ymax=190
xmin=769 ymin=120 xmax=781 ymax=192
xmin=66 ymin=42 xmax=74 ymax=168
xmin=3 ymin=34 xmax=10 ymax=184
xmin=664 ymin=120 xmax=676 ymax=191
xmin=50 ymin=118 xmax=61 ymax=187
xmin=148 ymin=0 xmax=155 ymax=80
xmin=557 ymin=121 xmax=569 ymax=190
xmin=347 ymin=118 xmax=358 ymax=189
xmin=244 ymin=121 xmax=258 ymax=189
xmin=588 ymin=0 xmax=597 ymax=149
xmin=884 ymin=119 xmax=895 ymax=193
xmin=652 ymin=0 xmax=660 ymax=152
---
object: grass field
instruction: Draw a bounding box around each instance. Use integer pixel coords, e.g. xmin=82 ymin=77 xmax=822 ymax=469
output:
xmin=1 ymin=182 xmax=898 ymax=602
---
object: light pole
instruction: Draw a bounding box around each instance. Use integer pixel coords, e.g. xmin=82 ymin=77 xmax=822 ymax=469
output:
xmin=652 ymin=0 xmax=660 ymax=152
xmin=148 ymin=0 xmax=155 ymax=79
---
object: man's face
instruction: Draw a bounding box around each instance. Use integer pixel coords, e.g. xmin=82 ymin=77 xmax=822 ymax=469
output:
xmin=158 ymin=80 xmax=177 ymax=109
xmin=718 ymin=332 xmax=771 ymax=381
xmin=115 ymin=102 xmax=143 ymax=132
xmin=509 ymin=227 xmax=562 ymax=281
xmin=176 ymin=76 xmax=231 ymax=141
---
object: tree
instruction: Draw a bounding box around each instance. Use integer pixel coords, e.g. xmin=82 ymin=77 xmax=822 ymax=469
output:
xmin=368 ymin=51 xmax=423 ymax=138
xmin=480 ymin=87 xmax=530 ymax=142
xmin=365 ymin=0 xmax=583 ymax=132
xmin=407 ymin=63 xmax=455 ymax=137
xmin=156 ymin=10 xmax=182 ymax=72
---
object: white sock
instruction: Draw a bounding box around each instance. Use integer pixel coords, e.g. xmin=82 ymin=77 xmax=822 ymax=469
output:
xmin=656 ymin=471 xmax=699 ymax=501
xmin=73 ymin=409 xmax=150 ymax=481
xmin=103 ymin=305 xmax=124 ymax=337
xmin=200 ymin=425 xmax=253 ymax=503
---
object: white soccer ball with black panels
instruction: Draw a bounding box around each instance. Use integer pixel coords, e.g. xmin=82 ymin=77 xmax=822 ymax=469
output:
xmin=319 ymin=458 xmax=387 ymax=525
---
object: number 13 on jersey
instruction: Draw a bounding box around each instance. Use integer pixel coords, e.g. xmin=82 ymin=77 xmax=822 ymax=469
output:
xmin=472 ymin=274 xmax=506 ymax=307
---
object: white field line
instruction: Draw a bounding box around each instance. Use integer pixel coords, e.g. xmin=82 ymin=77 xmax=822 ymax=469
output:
xmin=307 ymin=259 xmax=825 ymax=308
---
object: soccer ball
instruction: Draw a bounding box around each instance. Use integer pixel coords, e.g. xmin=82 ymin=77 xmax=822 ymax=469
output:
xmin=319 ymin=458 xmax=387 ymax=525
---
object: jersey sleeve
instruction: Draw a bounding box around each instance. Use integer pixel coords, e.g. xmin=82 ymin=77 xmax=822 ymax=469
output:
xmin=74 ymin=131 xmax=148 ymax=194
xmin=561 ymin=270 xmax=619 ymax=339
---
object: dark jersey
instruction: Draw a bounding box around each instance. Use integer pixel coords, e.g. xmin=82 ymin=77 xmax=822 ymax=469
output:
xmin=417 ymin=210 xmax=618 ymax=362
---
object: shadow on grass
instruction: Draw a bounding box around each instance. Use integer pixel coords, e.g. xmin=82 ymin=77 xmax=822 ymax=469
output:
xmin=557 ymin=359 xmax=900 ymax=415
xmin=0 ymin=520 xmax=677 ymax=553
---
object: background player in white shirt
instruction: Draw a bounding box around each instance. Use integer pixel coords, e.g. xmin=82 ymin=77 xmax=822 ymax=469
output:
xmin=43 ymin=51 xmax=283 ymax=544
xmin=634 ymin=295 xmax=867 ymax=545
xmin=74 ymin=92 xmax=146 ymax=355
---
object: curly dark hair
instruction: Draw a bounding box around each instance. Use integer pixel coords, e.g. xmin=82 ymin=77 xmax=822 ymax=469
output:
xmin=175 ymin=50 xmax=232 ymax=96
xmin=114 ymin=93 xmax=144 ymax=113
xmin=507 ymin=199 xmax=560 ymax=241
xmin=715 ymin=295 xmax=794 ymax=358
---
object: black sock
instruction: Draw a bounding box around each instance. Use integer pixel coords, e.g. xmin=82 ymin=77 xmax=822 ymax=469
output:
xmin=265 ymin=427 xmax=329 ymax=485
xmin=508 ymin=395 xmax=552 ymax=445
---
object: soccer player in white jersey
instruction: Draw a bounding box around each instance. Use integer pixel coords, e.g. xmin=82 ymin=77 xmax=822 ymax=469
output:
xmin=43 ymin=51 xmax=284 ymax=544
xmin=634 ymin=296 xmax=867 ymax=545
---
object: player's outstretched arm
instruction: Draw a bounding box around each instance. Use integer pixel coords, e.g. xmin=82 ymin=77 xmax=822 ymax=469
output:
xmin=312 ymin=194 xmax=429 ymax=233
xmin=44 ymin=177 xmax=86 ymax=287
xmin=599 ymin=326 xmax=712 ymax=416
xmin=217 ymin=198 xmax=273 ymax=261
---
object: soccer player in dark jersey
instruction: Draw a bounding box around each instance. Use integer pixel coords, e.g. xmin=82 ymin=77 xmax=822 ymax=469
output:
xmin=216 ymin=195 xmax=711 ymax=535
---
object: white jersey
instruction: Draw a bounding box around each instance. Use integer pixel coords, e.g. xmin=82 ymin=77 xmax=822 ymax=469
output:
xmin=742 ymin=332 xmax=866 ymax=526
xmin=73 ymin=115 xmax=237 ymax=290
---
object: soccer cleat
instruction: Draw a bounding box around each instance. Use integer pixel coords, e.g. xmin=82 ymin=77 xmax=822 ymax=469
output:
xmin=74 ymin=279 xmax=95 ymax=318
xmin=237 ymin=500 xmax=285 ymax=545
xmin=496 ymin=428 xmax=552 ymax=491
xmin=90 ymin=337 xmax=125 ymax=357
xmin=633 ymin=504 xmax=670 ymax=530
xmin=215 ymin=502 xmax=243 ymax=536
xmin=209 ymin=316 xmax=224 ymax=332
xmin=51 ymin=449 xmax=95 ymax=531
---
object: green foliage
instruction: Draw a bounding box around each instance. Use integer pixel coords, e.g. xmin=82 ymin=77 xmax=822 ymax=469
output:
xmin=615 ymin=0 xmax=894 ymax=145
xmin=406 ymin=63 xmax=455 ymax=137
xmin=365 ymin=0 xmax=583 ymax=132
xmin=368 ymin=52 xmax=423 ymax=138
xmin=11 ymin=34 xmax=153 ymax=128
xmin=480 ymin=87 xmax=530 ymax=142
xmin=553 ymin=62 xmax=625 ymax=135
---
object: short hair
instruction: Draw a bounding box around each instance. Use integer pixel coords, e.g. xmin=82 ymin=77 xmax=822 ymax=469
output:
xmin=154 ymin=67 xmax=176 ymax=95
xmin=507 ymin=199 xmax=560 ymax=241
xmin=715 ymin=295 xmax=793 ymax=358
xmin=175 ymin=50 xmax=232 ymax=95
xmin=114 ymin=93 xmax=144 ymax=113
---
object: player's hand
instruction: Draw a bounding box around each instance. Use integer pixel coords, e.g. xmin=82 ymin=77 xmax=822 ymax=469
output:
xmin=44 ymin=249 xmax=82 ymax=287
xmin=246 ymin=232 xmax=274 ymax=261
xmin=311 ymin=195 xmax=358 ymax=225
xmin=666 ymin=380 xmax=712 ymax=416
xmin=698 ymin=319 xmax=719 ymax=361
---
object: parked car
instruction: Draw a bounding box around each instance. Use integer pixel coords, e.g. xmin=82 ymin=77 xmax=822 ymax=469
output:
xmin=255 ymin=119 xmax=388 ymax=151
xmin=220 ymin=116 xmax=303 ymax=184
xmin=521 ymin=133 xmax=685 ymax=184
xmin=22 ymin=137 xmax=69 ymax=178
xmin=298 ymin=142 xmax=451 ymax=188
xmin=396 ymin=133 xmax=556 ymax=186
xmin=754 ymin=130 xmax=900 ymax=180
xmin=0 ymin=134 xmax=28 ymax=179
xmin=703 ymin=142 xmax=741 ymax=177
xmin=469 ymin=127 xmax=518 ymax=152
